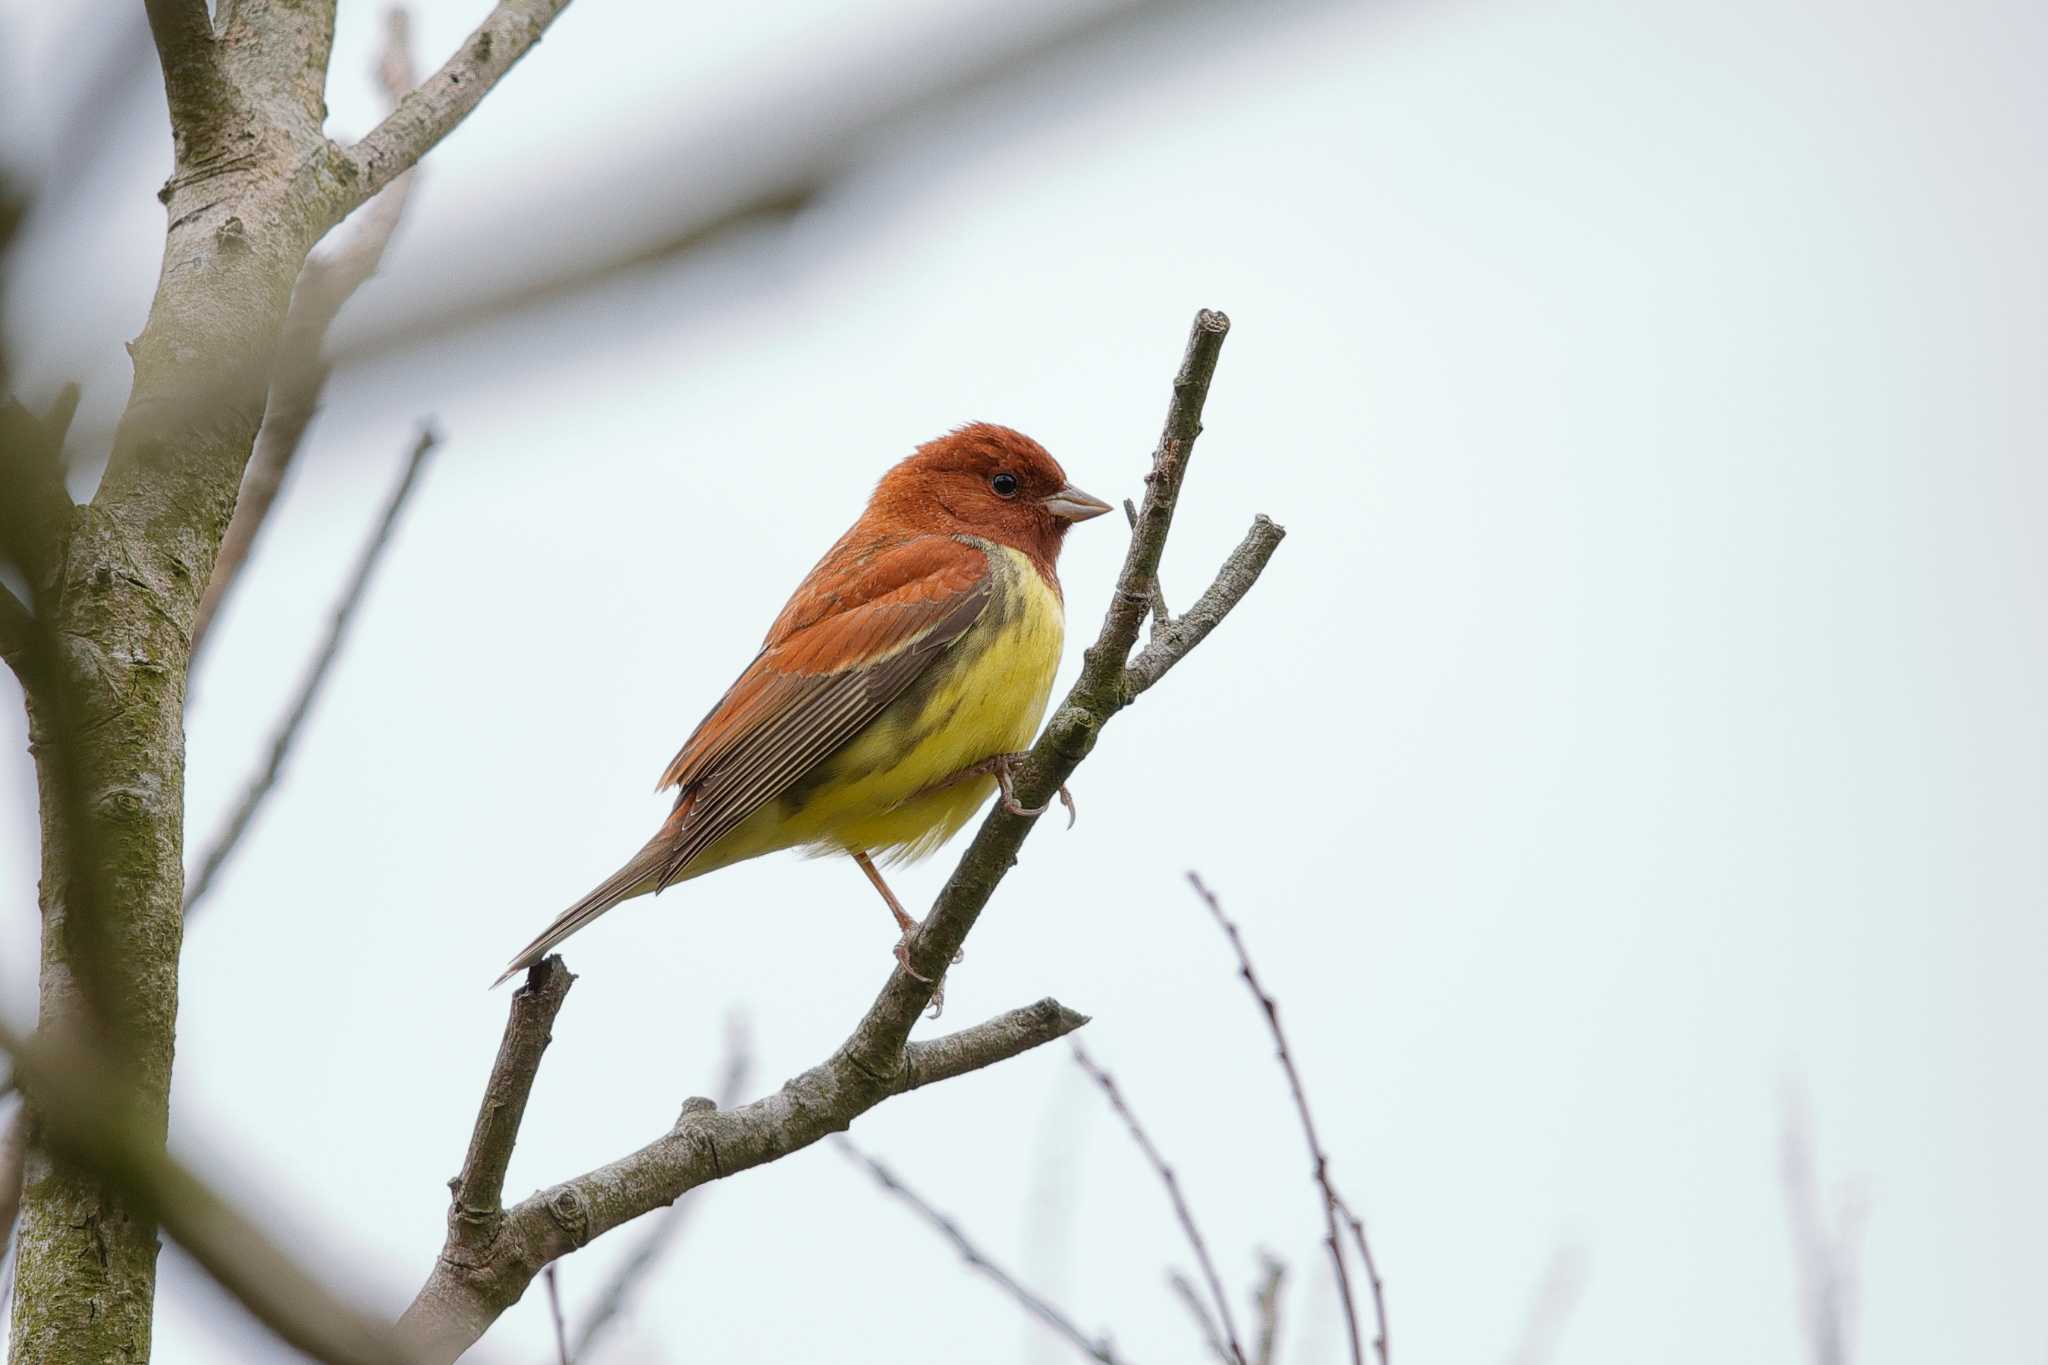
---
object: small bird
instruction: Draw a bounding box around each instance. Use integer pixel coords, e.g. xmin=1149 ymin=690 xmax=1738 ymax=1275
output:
xmin=496 ymin=423 xmax=1111 ymax=986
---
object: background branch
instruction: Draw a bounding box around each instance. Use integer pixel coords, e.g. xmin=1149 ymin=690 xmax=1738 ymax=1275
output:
xmin=1250 ymin=1254 xmax=1285 ymax=1365
xmin=1072 ymin=1040 xmax=1246 ymax=1365
xmin=185 ymin=423 xmax=440 ymax=912
xmin=337 ymin=0 xmax=573 ymax=217
xmin=567 ymin=1014 xmax=754 ymax=1361
xmin=0 ymin=1024 xmax=419 ymax=1365
xmin=192 ymin=6 xmax=421 ymax=659
xmin=1190 ymin=871 xmax=1388 ymax=1365
xmin=836 ymin=1138 xmax=1134 ymax=1365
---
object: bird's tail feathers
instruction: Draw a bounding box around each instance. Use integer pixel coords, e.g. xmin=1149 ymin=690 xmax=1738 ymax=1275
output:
xmin=492 ymin=840 xmax=667 ymax=988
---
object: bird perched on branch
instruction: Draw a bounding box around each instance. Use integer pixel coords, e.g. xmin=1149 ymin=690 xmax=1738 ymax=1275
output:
xmin=497 ymin=423 xmax=1111 ymax=987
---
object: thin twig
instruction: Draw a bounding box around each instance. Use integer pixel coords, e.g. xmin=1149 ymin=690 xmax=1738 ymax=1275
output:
xmin=1170 ymin=1272 xmax=1236 ymax=1365
xmin=835 ymin=1139 xmax=1133 ymax=1365
xmin=1124 ymin=515 xmax=1285 ymax=699
xmin=192 ymin=7 xmax=421 ymax=659
xmin=184 ymin=423 xmax=440 ymax=912
xmin=337 ymin=0 xmax=574 ymax=216
xmin=1122 ymin=497 xmax=1171 ymax=638
xmin=1190 ymin=872 xmax=1387 ymax=1365
xmin=544 ymin=1267 xmax=570 ymax=1365
xmin=1781 ymin=1093 xmax=1864 ymax=1365
xmin=1072 ymin=1041 xmax=1246 ymax=1365
xmin=568 ymin=1014 xmax=755 ymax=1361
xmin=1250 ymin=1254 xmax=1285 ymax=1365
xmin=1502 ymin=1247 xmax=1586 ymax=1365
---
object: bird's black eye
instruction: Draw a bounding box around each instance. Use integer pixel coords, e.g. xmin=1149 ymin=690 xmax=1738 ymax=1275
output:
xmin=990 ymin=472 xmax=1019 ymax=498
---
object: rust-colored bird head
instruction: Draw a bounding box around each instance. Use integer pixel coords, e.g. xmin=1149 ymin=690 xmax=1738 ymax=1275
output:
xmin=871 ymin=423 xmax=1110 ymax=574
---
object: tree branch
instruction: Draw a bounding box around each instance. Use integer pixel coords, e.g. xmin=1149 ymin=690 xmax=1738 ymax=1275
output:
xmin=394 ymin=307 xmax=1277 ymax=1359
xmin=1189 ymin=873 xmax=1388 ymax=1365
xmin=0 ymin=1024 xmax=419 ymax=1365
xmin=567 ymin=1014 xmax=754 ymax=1361
xmin=1250 ymin=1254 xmax=1285 ymax=1365
xmin=185 ymin=423 xmax=440 ymax=912
xmin=836 ymin=1138 xmax=1134 ymax=1365
xmin=1072 ymin=1041 xmax=1245 ymax=1365
xmin=1124 ymin=515 xmax=1285 ymax=699
xmin=193 ymin=7 xmax=422 ymax=660
xmin=397 ymin=996 xmax=1088 ymax=1362
xmin=335 ymin=0 xmax=573 ymax=219
xmin=142 ymin=0 xmax=232 ymax=156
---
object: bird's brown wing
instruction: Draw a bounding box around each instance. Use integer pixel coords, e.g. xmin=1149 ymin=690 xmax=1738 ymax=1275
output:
xmin=651 ymin=533 xmax=991 ymax=888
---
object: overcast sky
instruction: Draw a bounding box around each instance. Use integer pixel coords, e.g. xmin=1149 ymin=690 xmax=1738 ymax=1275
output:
xmin=4 ymin=0 xmax=2045 ymax=1362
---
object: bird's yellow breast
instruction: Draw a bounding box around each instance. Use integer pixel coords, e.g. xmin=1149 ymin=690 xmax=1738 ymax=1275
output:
xmin=694 ymin=541 xmax=1065 ymax=872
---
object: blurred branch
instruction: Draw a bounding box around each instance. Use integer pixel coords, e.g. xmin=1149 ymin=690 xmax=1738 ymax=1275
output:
xmin=324 ymin=0 xmax=1297 ymax=369
xmin=335 ymin=0 xmax=572 ymax=217
xmin=1190 ymin=872 xmax=1388 ymax=1365
xmin=1503 ymin=1247 xmax=1586 ymax=1365
xmin=543 ymin=1268 xmax=569 ymax=1365
xmin=184 ymin=422 xmax=440 ymax=912
xmin=1781 ymin=1095 xmax=1864 ymax=1365
xmin=0 ymin=1023 xmax=419 ymax=1365
xmin=836 ymin=1139 xmax=1134 ymax=1365
xmin=192 ymin=7 xmax=422 ymax=660
xmin=1169 ymin=1272 xmax=1234 ymax=1365
xmin=393 ymin=309 xmax=1271 ymax=1359
xmin=568 ymin=1014 xmax=754 ymax=1361
xmin=1071 ymin=1041 xmax=1245 ymax=1365
xmin=1249 ymin=1254 xmax=1285 ymax=1365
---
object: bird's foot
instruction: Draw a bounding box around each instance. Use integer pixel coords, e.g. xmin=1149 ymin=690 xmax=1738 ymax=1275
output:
xmin=894 ymin=923 xmax=965 ymax=1019
xmin=953 ymin=751 xmax=1077 ymax=828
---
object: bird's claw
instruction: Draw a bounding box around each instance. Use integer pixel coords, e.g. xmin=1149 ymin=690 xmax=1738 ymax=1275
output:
xmin=990 ymin=754 xmax=1077 ymax=829
xmin=894 ymin=929 xmax=963 ymax=1018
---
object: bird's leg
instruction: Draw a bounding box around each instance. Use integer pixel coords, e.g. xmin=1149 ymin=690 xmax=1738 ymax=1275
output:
xmin=852 ymin=849 xmax=955 ymax=1017
xmin=920 ymin=752 xmax=1078 ymax=829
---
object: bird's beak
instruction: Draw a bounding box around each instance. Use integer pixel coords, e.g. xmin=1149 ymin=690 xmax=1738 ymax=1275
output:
xmin=1041 ymin=485 xmax=1113 ymax=523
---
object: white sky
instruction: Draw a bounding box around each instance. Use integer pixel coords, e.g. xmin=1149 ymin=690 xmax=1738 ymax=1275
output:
xmin=4 ymin=0 xmax=2046 ymax=1362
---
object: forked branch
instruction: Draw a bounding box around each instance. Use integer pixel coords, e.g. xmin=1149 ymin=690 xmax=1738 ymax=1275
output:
xmin=396 ymin=309 xmax=1283 ymax=1360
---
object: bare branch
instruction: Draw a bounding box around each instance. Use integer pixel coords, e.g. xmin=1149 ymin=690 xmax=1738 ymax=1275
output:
xmin=185 ymin=423 xmax=440 ymax=911
xmin=397 ymin=997 xmax=1088 ymax=1361
xmin=0 ymin=1024 xmax=418 ymax=1365
xmin=1781 ymin=1094 xmax=1864 ymax=1365
xmin=1123 ymin=515 xmax=1285 ymax=698
xmin=336 ymin=0 xmax=573 ymax=219
xmin=1249 ymin=1254 xmax=1285 ymax=1365
xmin=193 ymin=7 xmax=422 ymax=659
xmin=1121 ymin=498 xmax=1171 ymax=637
xmin=1503 ymin=1247 xmax=1585 ymax=1365
xmin=1071 ymin=1041 xmax=1245 ymax=1365
xmin=1190 ymin=872 xmax=1387 ymax=1365
xmin=568 ymin=1014 xmax=754 ymax=1361
xmin=445 ymin=958 xmax=577 ymax=1258
xmin=543 ymin=1267 xmax=569 ymax=1365
xmin=142 ymin=0 xmax=232 ymax=154
xmin=1169 ymin=1272 xmax=1235 ymax=1365
xmin=836 ymin=1139 xmax=1134 ymax=1365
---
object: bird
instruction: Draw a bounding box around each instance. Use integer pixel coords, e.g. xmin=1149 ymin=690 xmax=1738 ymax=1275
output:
xmin=495 ymin=423 xmax=1112 ymax=987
